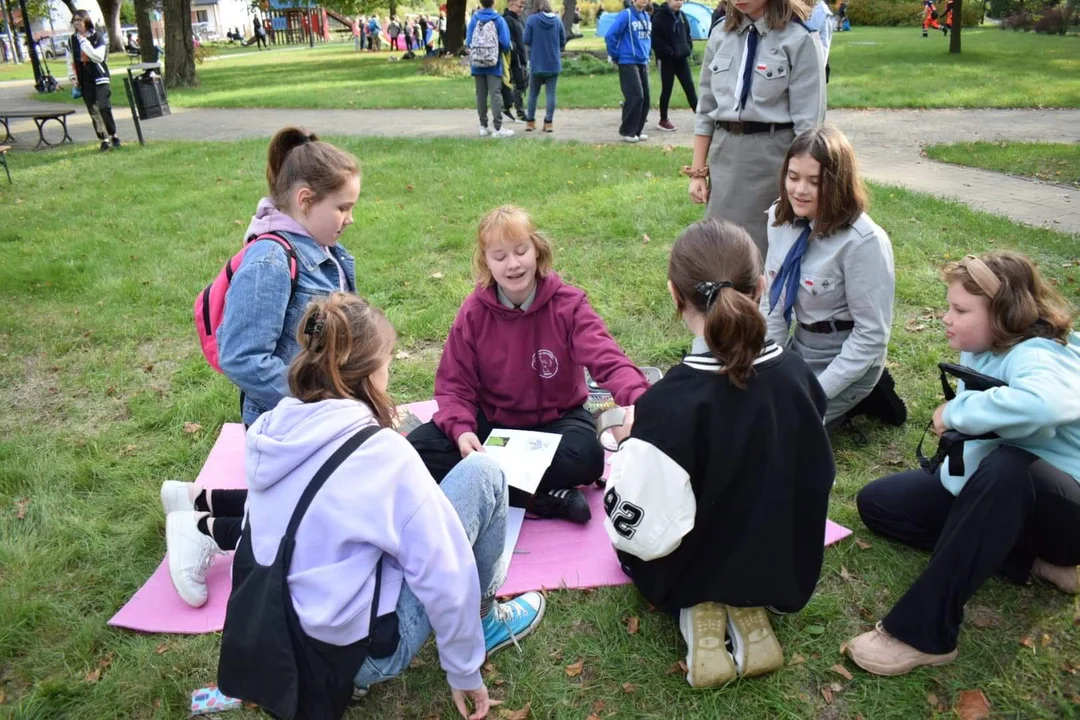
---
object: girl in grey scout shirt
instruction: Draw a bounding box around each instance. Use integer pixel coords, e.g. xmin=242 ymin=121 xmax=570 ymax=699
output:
xmin=686 ymin=0 xmax=826 ymax=259
xmin=760 ymin=126 xmax=895 ymax=426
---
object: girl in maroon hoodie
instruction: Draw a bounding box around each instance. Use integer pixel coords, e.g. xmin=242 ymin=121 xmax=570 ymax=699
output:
xmin=408 ymin=205 xmax=651 ymax=524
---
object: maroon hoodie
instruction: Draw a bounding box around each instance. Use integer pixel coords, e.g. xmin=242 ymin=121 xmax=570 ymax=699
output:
xmin=433 ymin=273 xmax=650 ymax=442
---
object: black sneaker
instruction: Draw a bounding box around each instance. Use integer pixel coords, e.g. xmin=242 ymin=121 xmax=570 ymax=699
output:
xmin=529 ymin=488 xmax=591 ymax=524
xmin=111 ymin=136 xmax=122 ymax=149
xmin=502 ymin=109 xmax=518 ymax=123
xmin=99 ymin=140 xmax=111 ymax=152
xmin=848 ymin=368 xmax=908 ymax=427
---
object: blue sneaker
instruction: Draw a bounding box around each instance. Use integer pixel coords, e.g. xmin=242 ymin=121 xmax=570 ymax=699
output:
xmin=482 ymin=592 xmax=546 ymax=655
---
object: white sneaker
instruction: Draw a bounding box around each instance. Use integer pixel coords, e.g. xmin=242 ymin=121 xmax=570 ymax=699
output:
xmin=478 ymin=126 xmax=491 ymax=137
xmin=621 ymin=135 xmax=640 ymax=143
xmin=679 ymin=602 xmax=737 ymax=687
xmin=492 ymin=128 xmax=515 ymax=138
xmin=166 ymin=511 xmax=220 ymax=608
xmin=637 ymin=132 xmax=649 ymax=141
xmin=160 ymin=480 xmax=194 ymax=515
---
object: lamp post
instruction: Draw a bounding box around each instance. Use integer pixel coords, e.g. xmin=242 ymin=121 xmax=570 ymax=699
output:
xmin=17 ymin=0 xmax=45 ymax=91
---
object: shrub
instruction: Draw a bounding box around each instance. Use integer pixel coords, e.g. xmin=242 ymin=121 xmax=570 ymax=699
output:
xmin=1033 ymin=5 xmax=1068 ymax=31
xmin=193 ymin=43 xmax=218 ymax=65
xmin=419 ymin=56 xmax=471 ymax=77
xmin=847 ymin=0 xmax=981 ymax=26
xmin=577 ymin=0 xmax=631 ymax=26
xmin=1002 ymin=9 xmax=1034 ymax=28
xmin=561 ymin=51 xmax=617 ymax=75
xmin=987 ymin=0 xmax=1021 ymax=18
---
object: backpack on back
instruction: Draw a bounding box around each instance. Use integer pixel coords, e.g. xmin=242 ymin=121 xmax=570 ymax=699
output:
xmin=470 ymin=19 xmax=500 ymax=67
xmin=194 ymin=232 xmax=299 ymax=373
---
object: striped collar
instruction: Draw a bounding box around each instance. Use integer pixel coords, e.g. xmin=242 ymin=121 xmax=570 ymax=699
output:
xmin=682 ymin=340 xmax=783 ymax=371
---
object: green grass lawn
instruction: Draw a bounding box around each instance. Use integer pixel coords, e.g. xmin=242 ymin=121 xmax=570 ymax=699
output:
xmin=925 ymin=141 xmax=1080 ymax=188
xmin=14 ymin=26 xmax=1080 ymax=110
xmin=2 ymin=138 xmax=1080 ymax=719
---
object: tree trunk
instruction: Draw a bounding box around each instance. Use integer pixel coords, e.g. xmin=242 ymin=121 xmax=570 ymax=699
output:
xmin=1 ymin=0 xmax=22 ymax=63
xmin=949 ymin=0 xmax=962 ymax=52
xmin=96 ymin=0 xmax=124 ymax=51
xmin=445 ymin=0 xmax=465 ymax=52
xmin=56 ymin=0 xmax=76 ymax=16
xmin=163 ymin=0 xmax=198 ymax=87
xmin=133 ymin=0 xmax=156 ymax=61
xmin=561 ymin=0 xmax=576 ymax=38
xmin=388 ymin=0 xmax=397 ymax=19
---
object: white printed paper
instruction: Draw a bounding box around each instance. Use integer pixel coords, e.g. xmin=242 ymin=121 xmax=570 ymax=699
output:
xmin=482 ymin=429 xmax=562 ymax=495
xmin=500 ymin=507 xmax=526 ymax=572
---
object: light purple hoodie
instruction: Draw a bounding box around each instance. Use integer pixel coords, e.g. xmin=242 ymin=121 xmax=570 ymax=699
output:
xmin=243 ymin=196 xmax=310 ymax=240
xmin=245 ymin=396 xmax=486 ymax=691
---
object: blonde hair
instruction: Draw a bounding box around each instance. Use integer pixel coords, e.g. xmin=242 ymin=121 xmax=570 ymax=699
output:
xmin=942 ymin=251 xmax=1074 ymax=353
xmin=267 ymin=127 xmax=360 ymax=211
xmin=773 ymin=126 xmax=868 ymax=239
xmin=473 ymin=205 xmax=554 ymax=289
xmin=724 ymin=0 xmax=810 ymax=31
xmin=288 ymin=293 xmax=397 ymax=427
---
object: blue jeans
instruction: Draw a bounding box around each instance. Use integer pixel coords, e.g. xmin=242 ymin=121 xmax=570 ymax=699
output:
xmin=354 ymin=454 xmax=508 ymax=688
xmin=526 ymin=73 xmax=558 ymax=123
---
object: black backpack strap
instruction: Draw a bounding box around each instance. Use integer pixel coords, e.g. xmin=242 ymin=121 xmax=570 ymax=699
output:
xmin=249 ymin=232 xmax=300 ymax=292
xmin=284 ymin=425 xmax=382 ymax=539
xmin=939 ymin=365 xmax=956 ymax=401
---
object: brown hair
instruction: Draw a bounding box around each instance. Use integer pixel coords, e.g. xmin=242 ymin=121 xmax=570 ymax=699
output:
xmin=267 ymin=127 xmax=360 ymax=211
xmin=773 ymin=126 xmax=867 ymax=238
xmin=724 ymin=0 xmax=810 ymax=31
xmin=533 ymin=0 xmax=552 ymax=12
xmin=73 ymin=9 xmax=94 ymax=32
xmin=668 ymin=218 xmax=765 ymax=388
xmin=288 ymin=293 xmax=398 ymax=427
xmin=942 ymin=251 xmax=1075 ymax=353
xmin=473 ymin=205 xmax=554 ymax=289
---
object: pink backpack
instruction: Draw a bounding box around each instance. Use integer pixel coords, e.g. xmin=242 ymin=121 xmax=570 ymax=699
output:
xmin=194 ymin=232 xmax=299 ymax=373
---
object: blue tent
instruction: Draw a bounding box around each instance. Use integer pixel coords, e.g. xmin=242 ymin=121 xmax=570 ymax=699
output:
xmin=596 ymin=2 xmax=715 ymax=41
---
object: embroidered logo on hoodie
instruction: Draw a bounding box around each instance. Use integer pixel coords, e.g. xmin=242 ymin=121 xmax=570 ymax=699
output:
xmin=532 ymin=349 xmax=559 ymax=378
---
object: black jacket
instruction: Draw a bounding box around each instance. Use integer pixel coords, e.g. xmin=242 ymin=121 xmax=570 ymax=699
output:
xmin=69 ymin=30 xmax=111 ymax=89
xmin=612 ymin=345 xmax=834 ymax=613
xmin=651 ymin=2 xmax=693 ymax=60
xmin=503 ymin=9 xmax=527 ymax=73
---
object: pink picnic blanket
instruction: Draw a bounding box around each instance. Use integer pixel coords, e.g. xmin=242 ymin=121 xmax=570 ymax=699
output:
xmin=109 ymin=402 xmax=851 ymax=635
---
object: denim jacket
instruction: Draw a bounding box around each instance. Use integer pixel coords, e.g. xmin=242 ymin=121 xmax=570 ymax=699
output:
xmin=217 ymin=230 xmax=356 ymax=426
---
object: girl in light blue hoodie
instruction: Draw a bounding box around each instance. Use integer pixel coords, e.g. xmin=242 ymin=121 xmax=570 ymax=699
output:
xmin=846 ymin=251 xmax=1080 ymax=677
xmin=171 ymin=293 xmax=546 ymax=720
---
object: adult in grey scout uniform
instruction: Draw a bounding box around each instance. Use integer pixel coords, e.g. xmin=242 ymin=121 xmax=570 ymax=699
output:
xmin=686 ymin=0 xmax=826 ymax=259
xmin=761 ymin=127 xmax=895 ymax=426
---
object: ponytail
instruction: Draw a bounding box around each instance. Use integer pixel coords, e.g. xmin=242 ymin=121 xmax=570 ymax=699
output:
xmin=265 ymin=127 xmax=360 ymax=209
xmin=668 ymin=218 xmax=765 ymax=389
xmin=288 ymin=293 xmax=397 ymax=427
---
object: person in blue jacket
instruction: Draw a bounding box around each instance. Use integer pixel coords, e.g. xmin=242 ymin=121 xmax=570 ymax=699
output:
xmin=467 ymin=0 xmax=515 ymax=138
xmin=523 ymin=0 xmax=567 ymax=132
xmin=605 ymin=0 xmax=653 ymax=143
xmin=846 ymin=251 xmax=1080 ymax=677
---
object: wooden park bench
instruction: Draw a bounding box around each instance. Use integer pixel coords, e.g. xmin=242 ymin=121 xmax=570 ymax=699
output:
xmin=0 ymin=108 xmax=76 ymax=150
xmin=0 ymin=144 xmax=10 ymax=183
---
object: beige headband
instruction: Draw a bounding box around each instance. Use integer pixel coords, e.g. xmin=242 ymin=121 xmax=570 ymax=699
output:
xmin=961 ymin=255 xmax=1001 ymax=299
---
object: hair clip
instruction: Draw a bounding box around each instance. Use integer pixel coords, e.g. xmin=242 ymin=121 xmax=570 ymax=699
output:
xmin=695 ymin=280 xmax=734 ymax=309
xmin=303 ymin=314 xmax=324 ymax=338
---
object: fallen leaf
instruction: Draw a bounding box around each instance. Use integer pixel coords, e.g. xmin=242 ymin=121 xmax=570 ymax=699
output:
xmin=954 ymin=689 xmax=991 ymax=720
xmin=409 ymin=656 xmax=426 ymax=668
xmin=830 ymin=682 xmax=844 ymax=693
xmin=498 ymin=703 xmax=531 ymax=720
xmin=234 ymin=219 xmax=244 ymax=226
xmin=565 ymin=659 xmax=584 ymax=678
xmin=406 ymin=184 xmax=414 ymax=192
xmin=642 ymin=233 xmax=650 ymax=244
xmin=494 ymin=678 xmax=504 ymax=686
xmin=430 ymin=272 xmax=444 ymax=280
xmin=831 ymin=663 xmax=853 ymax=681
xmin=154 ymin=642 xmax=169 ymax=655
xmin=1041 ymin=633 xmax=1052 ymax=647
xmin=84 ymin=653 xmax=113 ymax=684
xmin=855 ymin=538 xmax=871 ymax=550
xmin=183 ymin=422 xmax=202 ymax=434
xmin=789 ymin=654 xmax=806 ymax=666
xmin=587 ymin=716 xmax=601 ymax=720
xmin=839 ymin=565 xmax=855 ymax=582
xmin=968 ymin=605 xmax=1001 ymax=629
xmin=395 ymin=350 xmax=412 ymax=360
xmin=622 ymin=682 xmax=636 ymax=693
xmin=549 ymin=648 xmax=564 ymax=661
xmin=0 ymin=688 xmax=5 ymax=704
xmin=483 ymin=662 xmax=496 ymax=674
xmin=15 ymin=498 xmax=30 ymax=520
xmin=1020 ymin=636 xmax=1036 ymax=649
xmin=626 ymin=616 xmax=640 ymax=634
xmin=858 ymin=607 xmax=874 ymax=620
xmin=798 ymin=693 xmax=810 ymax=703
xmin=926 ymin=692 xmax=943 ymax=711
xmin=592 ymin=699 xmax=607 ymax=713
xmin=668 ymin=660 xmax=689 ymax=674
xmin=821 ymin=686 xmax=833 ymax=704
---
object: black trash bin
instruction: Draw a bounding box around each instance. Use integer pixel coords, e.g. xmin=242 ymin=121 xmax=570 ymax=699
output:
xmin=126 ymin=63 xmax=170 ymax=120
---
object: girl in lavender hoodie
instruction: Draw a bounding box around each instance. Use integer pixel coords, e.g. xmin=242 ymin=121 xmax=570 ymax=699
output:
xmin=408 ymin=205 xmax=652 ymax=524
xmin=172 ymin=293 xmax=545 ymax=720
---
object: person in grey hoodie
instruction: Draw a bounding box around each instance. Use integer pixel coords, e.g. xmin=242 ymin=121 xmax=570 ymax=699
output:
xmin=166 ymin=293 xmax=546 ymax=720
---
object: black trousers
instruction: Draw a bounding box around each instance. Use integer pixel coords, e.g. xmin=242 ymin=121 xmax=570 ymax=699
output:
xmin=197 ymin=489 xmax=247 ymax=551
xmin=501 ymin=65 xmax=526 ymax=118
xmin=618 ymin=64 xmax=650 ymax=137
xmin=857 ymin=446 xmax=1080 ymax=654
xmin=406 ymin=406 xmax=604 ymax=508
xmin=81 ymin=83 xmax=116 ymax=139
xmin=658 ymin=56 xmax=697 ymax=121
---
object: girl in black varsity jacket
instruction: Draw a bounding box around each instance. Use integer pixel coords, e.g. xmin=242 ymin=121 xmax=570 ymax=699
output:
xmin=603 ymin=218 xmax=835 ymax=688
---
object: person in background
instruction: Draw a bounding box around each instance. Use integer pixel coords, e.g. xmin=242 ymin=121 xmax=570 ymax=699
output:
xmin=523 ymin=0 xmax=567 ymax=133
xmin=501 ymin=0 xmax=529 ymax=124
xmin=605 ymin=0 xmax=654 ymax=143
xmin=808 ymin=0 xmax=833 ymax=82
xmin=68 ymin=10 xmax=121 ymax=152
xmin=651 ymin=0 xmax=698 ymax=132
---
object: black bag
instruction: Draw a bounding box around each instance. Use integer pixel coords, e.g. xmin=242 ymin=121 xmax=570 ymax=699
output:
xmin=218 ymin=425 xmax=400 ymax=720
xmin=916 ymin=363 xmax=1006 ymax=477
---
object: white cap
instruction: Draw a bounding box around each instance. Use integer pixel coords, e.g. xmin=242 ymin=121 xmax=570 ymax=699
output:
xmin=604 ymin=438 xmax=696 ymax=561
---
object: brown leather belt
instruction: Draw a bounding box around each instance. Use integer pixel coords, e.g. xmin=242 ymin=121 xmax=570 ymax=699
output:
xmin=717 ymin=121 xmax=795 ymax=135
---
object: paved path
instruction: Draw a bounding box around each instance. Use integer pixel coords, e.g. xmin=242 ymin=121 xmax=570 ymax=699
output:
xmin=3 ymin=79 xmax=1078 ymax=234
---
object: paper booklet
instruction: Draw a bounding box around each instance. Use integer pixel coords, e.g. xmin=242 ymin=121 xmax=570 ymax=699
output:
xmin=482 ymin=429 xmax=562 ymax=495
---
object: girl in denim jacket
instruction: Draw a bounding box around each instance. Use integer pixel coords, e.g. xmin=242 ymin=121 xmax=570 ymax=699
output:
xmin=217 ymin=127 xmax=360 ymax=427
